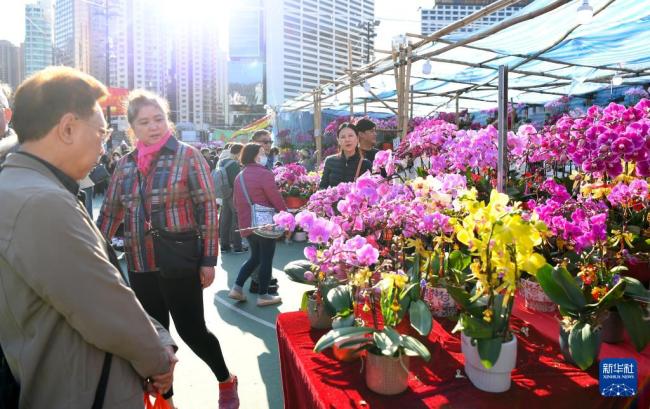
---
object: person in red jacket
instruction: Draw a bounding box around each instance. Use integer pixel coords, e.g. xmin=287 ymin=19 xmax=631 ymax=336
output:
xmin=229 ymin=143 xmax=287 ymax=307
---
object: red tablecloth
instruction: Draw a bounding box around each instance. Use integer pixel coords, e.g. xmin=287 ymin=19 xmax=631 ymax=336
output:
xmin=277 ymin=311 xmax=630 ymax=409
xmin=513 ymin=297 xmax=650 ymax=376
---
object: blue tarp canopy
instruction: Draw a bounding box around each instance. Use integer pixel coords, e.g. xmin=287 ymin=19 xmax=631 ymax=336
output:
xmin=280 ymin=0 xmax=650 ymax=115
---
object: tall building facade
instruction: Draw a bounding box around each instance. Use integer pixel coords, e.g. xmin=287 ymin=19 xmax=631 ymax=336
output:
xmin=54 ymin=0 xmax=91 ymax=71
xmin=421 ymin=0 xmax=533 ymax=35
xmin=88 ymin=0 xmax=169 ymax=93
xmin=0 ymin=41 xmax=22 ymax=90
xmin=228 ymin=0 xmax=265 ymax=127
xmin=169 ymin=13 xmax=227 ymax=132
xmin=24 ymin=0 xmax=53 ymax=77
xmin=265 ymin=0 xmax=375 ymax=106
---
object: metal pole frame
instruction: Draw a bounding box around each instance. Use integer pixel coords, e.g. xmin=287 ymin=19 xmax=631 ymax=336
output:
xmin=497 ymin=65 xmax=508 ymax=194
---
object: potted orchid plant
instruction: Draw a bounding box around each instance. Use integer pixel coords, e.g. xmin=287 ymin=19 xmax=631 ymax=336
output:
xmin=447 ymin=189 xmax=547 ymax=393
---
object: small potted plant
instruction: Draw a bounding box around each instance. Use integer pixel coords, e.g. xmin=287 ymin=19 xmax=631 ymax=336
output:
xmin=536 ymin=260 xmax=650 ymax=370
xmin=448 ymin=189 xmax=547 ymax=393
xmin=314 ymin=265 xmax=432 ymax=395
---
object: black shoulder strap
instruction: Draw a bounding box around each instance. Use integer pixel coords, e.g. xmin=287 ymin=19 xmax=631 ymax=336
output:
xmin=91 ymin=353 xmax=112 ymax=409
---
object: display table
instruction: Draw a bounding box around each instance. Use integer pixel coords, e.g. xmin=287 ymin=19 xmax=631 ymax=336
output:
xmin=277 ymin=311 xmax=629 ymax=409
xmin=513 ymin=297 xmax=650 ymax=376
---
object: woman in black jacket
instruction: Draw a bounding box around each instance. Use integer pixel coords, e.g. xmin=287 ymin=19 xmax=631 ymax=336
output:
xmin=319 ymin=122 xmax=372 ymax=189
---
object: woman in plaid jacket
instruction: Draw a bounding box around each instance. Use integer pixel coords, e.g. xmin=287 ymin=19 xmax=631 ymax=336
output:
xmin=98 ymin=90 xmax=239 ymax=409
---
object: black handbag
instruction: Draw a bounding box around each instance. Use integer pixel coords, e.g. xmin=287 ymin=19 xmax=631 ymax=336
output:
xmin=137 ymin=172 xmax=202 ymax=278
xmin=89 ymin=164 xmax=111 ymax=185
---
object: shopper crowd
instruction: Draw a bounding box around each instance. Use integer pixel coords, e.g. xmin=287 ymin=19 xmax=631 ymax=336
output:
xmin=0 ymin=67 xmax=379 ymax=408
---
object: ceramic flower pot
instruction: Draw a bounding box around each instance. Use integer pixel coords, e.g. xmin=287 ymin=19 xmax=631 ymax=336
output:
xmin=285 ymin=196 xmax=307 ymax=209
xmin=461 ymin=333 xmax=517 ymax=393
xmin=520 ymin=278 xmax=556 ymax=313
xmin=601 ymin=310 xmax=624 ymax=344
xmin=307 ymin=296 xmax=332 ymax=329
xmin=423 ymin=286 xmax=458 ymax=317
xmin=559 ymin=326 xmax=602 ymax=367
xmin=293 ymin=231 xmax=307 ymax=242
xmin=365 ymin=352 xmax=410 ymax=395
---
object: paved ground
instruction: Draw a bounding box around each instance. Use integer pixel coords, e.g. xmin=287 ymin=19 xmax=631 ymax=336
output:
xmin=93 ymin=196 xmax=310 ymax=409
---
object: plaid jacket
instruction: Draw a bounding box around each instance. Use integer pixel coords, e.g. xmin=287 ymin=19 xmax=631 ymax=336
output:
xmin=98 ymin=137 xmax=218 ymax=272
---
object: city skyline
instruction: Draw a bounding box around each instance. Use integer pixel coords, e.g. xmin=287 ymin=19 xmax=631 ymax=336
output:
xmin=0 ymin=0 xmax=422 ymax=53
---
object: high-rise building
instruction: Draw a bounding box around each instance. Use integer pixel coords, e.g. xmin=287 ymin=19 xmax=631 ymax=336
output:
xmin=228 ymin=0 xmax=265 ymax=127
xmin=265 ymin=0 xmax=375 ymax=106
xmin=169 ymin=12 xmax=227 ymax=132
xmin=421 ymin=0 xmax=533 ymax=35
xmin=24 ymin=0 xmax=53 ymax=77
xmin=88 ymin=0 xmax=168 ymax=93
xmin=0 ymin=41 xmax=22 ymax=90
xmin=54 ymin=0 xmax=91 ymax=71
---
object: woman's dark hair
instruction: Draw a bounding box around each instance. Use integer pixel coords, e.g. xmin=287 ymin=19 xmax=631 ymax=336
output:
xmin=240 ymin=142 xmax=262 ymax=165
xmin=337 ymin=122 xmax=357 ymax=137
xmin=270 ymin=147 xmax=280 ymax=156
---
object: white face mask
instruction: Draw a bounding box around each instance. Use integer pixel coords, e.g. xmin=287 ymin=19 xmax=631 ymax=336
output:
xmin=257 ymin=154 xmax=268 ymax=166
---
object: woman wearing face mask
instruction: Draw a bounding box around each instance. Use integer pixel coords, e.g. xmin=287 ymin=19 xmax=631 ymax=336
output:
xmin=229 ymin=143 xmax=287 ymax=307
xmin=98 ymin=90 xmax=239 ymax=408
xmin=319 ymin=122 xmax=372 ymax=189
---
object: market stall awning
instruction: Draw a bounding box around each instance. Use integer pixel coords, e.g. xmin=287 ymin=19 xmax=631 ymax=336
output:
xmin=280 ymin=0 xmax=650 ymax=116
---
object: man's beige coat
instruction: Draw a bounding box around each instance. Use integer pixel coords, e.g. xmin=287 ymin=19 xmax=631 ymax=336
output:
xmin=0 ymin=153 xmax=174 ymax=408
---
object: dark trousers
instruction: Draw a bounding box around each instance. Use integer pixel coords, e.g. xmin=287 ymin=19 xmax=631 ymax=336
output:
xmin=129 ymin=271 xmax=230 ymax=386
xmin=235 ymin=234 xmax=276 ymax=294
xmin=219 ymin=196 xmax=242 ymax=250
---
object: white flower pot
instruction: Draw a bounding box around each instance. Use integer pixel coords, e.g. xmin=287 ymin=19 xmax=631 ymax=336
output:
xmin=293 ymin=231 xmax=307 ymax=242
xmin=365 ymin=352 xmax=410 ymax=395
xmin=423 ymin=286 xmax=458 ymax=317
xmin=520 ymin=278 xmax=556 ymax=313
xmin=461 ymin=333 xmax=517 ymax=393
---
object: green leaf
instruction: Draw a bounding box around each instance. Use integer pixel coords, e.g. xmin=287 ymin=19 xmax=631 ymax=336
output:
xmin=592 ymin=279 xmax=625 ymax=310
xmin=409 ymin=300 xmax=433 ymax=336
xmin=331 ymin=314 xmax=356 ymax=329
xmin=448 ymin=250 xmax=471 ymax=272
xmin=446 ymin=285 xmax=484 ymax=317
xmin=399 ymin=282 xmax=419 ymax=300
xmin=476 ymin=337 xmax=503 ymax=369
xmin=623 ymin=277 xmax=650 ymax=302
xmin=327 ymin=285 xmax=352 ymax=313
xmin=314 ymin=326 xmax=374 ymax=353
xmin=336 ymin=337 xmax=371 ymax=350
xmin=458 ymin=314 xmax=494 ymax=339
xmin=551 ymin=266 xmax=586 ymax=310
xmin=400 ymin=334 xmax=431 ymax=361
xmin=373 ymin=328 xmax=401 ymax=356
xmin=300 ymin=290 xmax=313 ymax=312
xmin=536 ymin=264 xmax=582 ymax=312
xmin=616 ymin=301 xmax=650 ymax=352
xmin=568 ymin=321 xmax=599 ymax=370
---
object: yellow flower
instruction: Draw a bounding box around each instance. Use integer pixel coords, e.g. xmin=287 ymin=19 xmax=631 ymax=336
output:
xmin=483 ymin=309 xmax=493 ymax=323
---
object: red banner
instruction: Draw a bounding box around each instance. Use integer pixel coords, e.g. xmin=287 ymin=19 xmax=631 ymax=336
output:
xmin=100 ymin=87 xmax=129 ymax=116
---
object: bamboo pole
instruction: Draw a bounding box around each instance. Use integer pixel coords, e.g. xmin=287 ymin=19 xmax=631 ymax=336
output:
xmin=348 ymin=40 xmax=354 ymax=120
xmin=455 ymin=93 xmax=460 ymax=127
xmin=367 ymin=89 xmax=399 ymax=115
xmin=314 ymin=90 xmax=322 ymax=166
xmin=418 ymin=0 xmax=572 ymax=62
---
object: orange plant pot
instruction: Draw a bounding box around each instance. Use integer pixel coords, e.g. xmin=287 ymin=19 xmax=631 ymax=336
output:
xmin=285 ymin=196 xmax=307 ymax=209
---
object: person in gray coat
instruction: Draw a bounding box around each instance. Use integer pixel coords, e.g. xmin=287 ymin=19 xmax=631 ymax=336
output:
xmin=0 ymin=67 xmax=177 ymax=408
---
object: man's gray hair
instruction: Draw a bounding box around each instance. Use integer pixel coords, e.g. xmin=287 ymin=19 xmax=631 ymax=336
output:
xmin=0 ymin=83 xmax=10 ymax=109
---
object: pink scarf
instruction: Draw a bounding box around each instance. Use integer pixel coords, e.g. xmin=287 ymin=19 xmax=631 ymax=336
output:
xmin=135 ymin=131 xmax=172 ymax=174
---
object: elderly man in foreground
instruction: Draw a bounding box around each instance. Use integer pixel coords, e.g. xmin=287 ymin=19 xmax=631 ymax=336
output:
xmin=0 ymin=67 xmax=177 ymax=408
